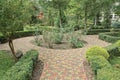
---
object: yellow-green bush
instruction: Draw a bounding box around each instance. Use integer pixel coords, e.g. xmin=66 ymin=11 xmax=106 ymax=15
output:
xmin=97 ymin=67 xmax=120 ymax=80
xmin=87 ymin=56 xmax=111 ymax=72
xmin=86 ymin=46 xmax=109 ymax=59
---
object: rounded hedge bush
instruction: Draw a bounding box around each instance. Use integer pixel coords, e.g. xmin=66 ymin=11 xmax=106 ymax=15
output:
xmin=86 ymin=46 xmax=109 ymax=59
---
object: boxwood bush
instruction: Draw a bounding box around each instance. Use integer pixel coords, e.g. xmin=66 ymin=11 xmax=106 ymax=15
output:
xmin=99 ymin=32 xmax=120 ymax=43
xmin=87 ymin=29 xmax=120 ymax=35
xmin=87 ymin=56 xmax=111 ymax=72
xmin=1 ymin=50 xmax=39 ymax=80
xmin=86 ymin=46 xmax=109 ymax=59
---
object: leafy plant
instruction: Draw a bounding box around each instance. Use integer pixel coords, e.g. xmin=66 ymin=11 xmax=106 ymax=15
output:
xmin=68 ymin=30 xmax=84 ymax=48
xmin=43 ymin=29 xmax=64 ymax=48
xmin=87 ymin=56 xmax=111 ymax=71
xmin=86 ymin=46 xmax=109 ymax=59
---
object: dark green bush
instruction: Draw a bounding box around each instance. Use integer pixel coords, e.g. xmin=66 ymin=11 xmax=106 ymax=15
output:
xmin=97 ymin=67 xmax=120 ymax=80
xmin=105 ymin=43 xmax=120 ymax=57
xmin=0 ymin=36 xmax=7 ymax=43
xmin=0 ymin=31 xmax=37 ymax=43
xmin=2 ymin=50 xmax=39 ymax=80
xmin=87 ymin=29 xmax=120 ymax=35
xmin=99 ymin=32 xmax=120 ymax=43
xmin=86 ymin=46 xmax=109 ymax=59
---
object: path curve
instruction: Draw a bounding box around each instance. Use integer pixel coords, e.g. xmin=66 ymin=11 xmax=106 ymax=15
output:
xmin=0 ymin=35 xmax=111 ymax=80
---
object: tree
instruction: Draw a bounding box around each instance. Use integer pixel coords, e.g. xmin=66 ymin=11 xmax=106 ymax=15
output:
xmin=0 ymin=0 xmax=33 ymax=60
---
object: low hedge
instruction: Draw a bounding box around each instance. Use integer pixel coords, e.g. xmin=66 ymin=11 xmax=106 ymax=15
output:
xmin=87 ymin=29 xmax=120 ymax=35
xmin=0 ymin=31 xmax=38 ymax=43
xmin=99 ymin=32 xmax=120 ymax=43
xmin=97 ymin=67 xmax=120 ymax=80
xmin=87 ymin=56 xmax=111 ymax=73
xmin=1 ymin=50 xmax=39 ymax=80
xmin=86 ymin=45 xmax=120 ymax=80
xmin=105 ymin=44 xmax=120 ymax=57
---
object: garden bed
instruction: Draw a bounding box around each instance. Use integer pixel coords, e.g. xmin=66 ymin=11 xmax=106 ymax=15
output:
xmin=33 ymin=31 xmax=87 ymax=49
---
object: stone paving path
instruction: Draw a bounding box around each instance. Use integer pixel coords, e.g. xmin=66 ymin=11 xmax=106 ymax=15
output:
xmin=0 ymin=35 xmax=111 ymax=80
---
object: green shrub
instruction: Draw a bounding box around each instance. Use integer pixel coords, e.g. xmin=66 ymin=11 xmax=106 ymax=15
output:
xmin=109 ymin=57 xmax=120 ymax=66
xmin=43 ymin=30 xmax=63 ymax=48
xmin=116 ymin=40 xmax=120 ymax=52
xmin=69 ymin=37 xmax=84 ymax=48
xmin=111 ymin=22 xmax=120 ymax=28
xmin=68 ymin=31 xmax=84 ymax=48
xmin=99 ymin=32 xmax=120 ymax=43
xmin=97 ymin=67 xmax=120 ymax=80
xmin=0 ymin=31 xmax=36 ymax=43
xmin=87 ymin=29 xmax=120 ymax=35
xmin=105 ymin=43 xmax=120 ymax=57
xmin=87 ymin=56 xmax=111 ymax=72
xmin=86 ymin=46 xmax=109 ymax=59
xmin=2 ymin=50 xmax=39 ymax=80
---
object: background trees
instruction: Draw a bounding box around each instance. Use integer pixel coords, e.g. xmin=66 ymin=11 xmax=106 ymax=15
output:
xmin=36 ymin=0 xmax=120 ymax=29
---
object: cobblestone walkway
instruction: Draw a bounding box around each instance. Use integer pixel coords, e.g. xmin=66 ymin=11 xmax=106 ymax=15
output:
xmin=0 ymin=35 xmax=111 ymax=80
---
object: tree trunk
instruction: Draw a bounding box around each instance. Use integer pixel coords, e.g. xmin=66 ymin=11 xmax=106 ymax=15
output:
xmin=8 ymin=39 xmax=18 ymax=61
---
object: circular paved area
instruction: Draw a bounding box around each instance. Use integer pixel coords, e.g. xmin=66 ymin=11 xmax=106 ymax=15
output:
xmin=0 ymin=35 xmax=111 ymax=80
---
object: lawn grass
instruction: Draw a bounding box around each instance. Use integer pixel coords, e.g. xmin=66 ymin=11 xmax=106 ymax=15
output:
xmin=0 ymin=50 xmax=15 ymax=77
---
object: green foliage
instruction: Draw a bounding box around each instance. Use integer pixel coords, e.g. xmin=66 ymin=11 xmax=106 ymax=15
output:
xmin=86 ymin=46 xmax=109 ymax=59
xmin=111 ymin=22 xmax=120 ymax=28
xmin=0 ymin=31 xmax=36 ymax=43
xmin=43 ymin=30 xmax=63 ymax=48
xmin=116 ymin=40 xmax=120 ymax=52
xmin=87 ymin=56 xmax=111 ymax=71
xmin=87 ymin=29 xmax=120 ymax=35
xmin=99 ymin=32 xmax=120 ymax=43
xmin=0 ymin=0 xmax=33 ymax=38
xmin=0 ymin=51 xmax=15 ymax=77
xmin=109 ymin=57 xmax=120 ymax=66
xmin=68 ymin=31 xmax=84 ymax=48
xmin=105 ymin=43 xmax=120 ymax=57
xmin=1 ymin=50 xmax=38 ymax=80
xmin=97 ymin=67 xmax=120 ymax=80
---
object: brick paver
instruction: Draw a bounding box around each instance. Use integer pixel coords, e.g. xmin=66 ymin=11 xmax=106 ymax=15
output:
xmin=0 ymin=35 xmax=111 ymax=80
